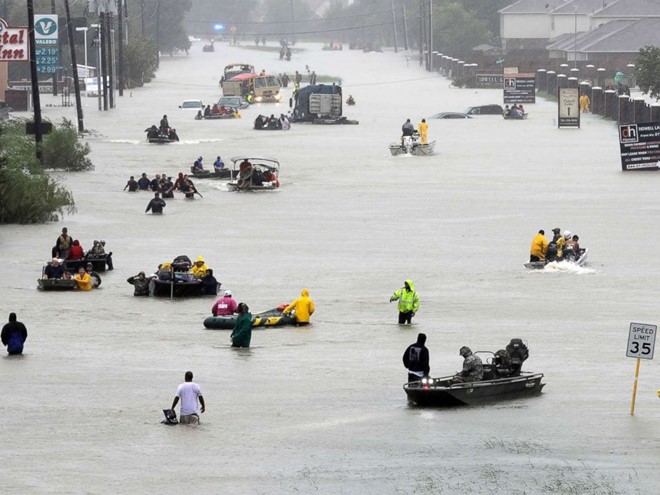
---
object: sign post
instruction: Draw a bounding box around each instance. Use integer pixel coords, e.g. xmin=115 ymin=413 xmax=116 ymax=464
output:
xmin=626 ymin=322 xmax=656 ymax=415
xmin=618 ymin=122 xmax=660 ymax=171
xmin=503 ymin=73 xmax=536 ymax=104
xmin=558 ymin=87 xmax=580 ymax=128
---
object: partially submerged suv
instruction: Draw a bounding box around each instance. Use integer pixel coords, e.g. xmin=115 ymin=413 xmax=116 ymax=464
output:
xmin=464 ymin=104 xmax=504 ymax=116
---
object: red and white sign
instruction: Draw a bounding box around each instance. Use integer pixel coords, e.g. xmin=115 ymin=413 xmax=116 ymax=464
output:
xmin=0 ymin=18 xmax=29 ymax=62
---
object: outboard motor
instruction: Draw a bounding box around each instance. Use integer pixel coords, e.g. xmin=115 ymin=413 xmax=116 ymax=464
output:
xmin=505 ymin=339 xmax=529 ymax=376
xmin=402 ymin=136 xmax=414 ymax=154
xmin=546 ymin=243 xmax=558 ymax=262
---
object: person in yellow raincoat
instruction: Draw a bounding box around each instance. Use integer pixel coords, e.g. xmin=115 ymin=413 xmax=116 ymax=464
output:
xmin=390 ymin=280 xmax=419 ymax=324
xmin=530 ymin=230 xmax=548 ymax=262
xmin=73 ymin=267 xmax=93 ymax=291
xmin=418 ymin=119 xmax=428 ymax=144
xmin=579 ymin=93 xmax=590 ymax=112
xmin=191 ymin=256 xmax=209 ymax=278
xmin=283 ymin=288 xmax=315 ymax=326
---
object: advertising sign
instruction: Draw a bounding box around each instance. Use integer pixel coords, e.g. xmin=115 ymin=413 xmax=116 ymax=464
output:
xmin=475 ymin=74 xmax=503 ymax=88
xmin=0 ymin=18 xmax=29 ymax=62
xmin=35 ymin=15 xmax=59 ymax=74
xmin=618 ymin=122 xmax=660 ymax=171
xmin=503 ymin=73 xmax=536 ymax=104
xmin=558 ymin=87 xmax=580 ymax=128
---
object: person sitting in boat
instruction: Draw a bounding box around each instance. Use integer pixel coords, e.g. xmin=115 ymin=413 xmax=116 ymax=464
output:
xmin=254 ymin=115 xmax=266 ymax=129
xmin=219 ymin=106 xmax=233 ymax=115
xmin=453 ymin=346 xmax=483 ymax=383
xmin=203 ymin=105 xmax=211 ymax=118
xmin=563 ymin=234 xmax=580 ymax=262
xmin=509 ymin=105 xmax=522 ymax=118
xmin=191 ymin=256 xmax=209 ymax=278
xmin=87 ymin=240 xmax=113 ymax=269
xmin=43 ymin=258 xmax=65 ymax=279
xmin=503 ymin=105 xmax=510 ymax=117
xmin=529 ymin=230 xmax=548 ymax=262
xmin=346 ymin=95 xmax=355 ymax=105
xmin=211 ymin=104 xmax=221 ymax=115
xmin=157 ymin=262 xmax=172 ymax=280
xmin=127 ymin=271 xmax=153 ymax=296
xmin=145 ymin=125 xmax=159 ymax=139
xmin=212 ymin=290 xmax=238 ymax=316
xmin=201 ymin=269 xmax=219 ymax=295
xmin=67 ymin=240 xmax=85 ymax=261
xmin=517 ymin=104 xmax=525 ymax=115
xmin=493 ymin=349 xmax=513 ymax=377
xmin=137 ymin=173 xmax=150 ymax=191
xmin=73 ymin=266 xmax=93 ymax=291
xmin=193 ymin=156 xmax=204 ymax=171
xmin=213 ymin=156 xmax=225 ymax=172
xmin=124 ymin=176 xmax=138 ymax=192
xmin=168 ymin=128 xmax=180 ymax=142
xmin=267 ymin=114 xmax=279 ymax=129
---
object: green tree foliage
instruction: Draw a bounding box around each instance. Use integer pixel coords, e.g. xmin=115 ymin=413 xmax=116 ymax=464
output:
xmin=636 ymin=46 xmax=660 ymax=101
xmin=432 ymin=2 xmax=494 ymax=58
xmin=0 ymin=121 xmax=77 ymax=224
xmin=124 ymin=36 xmax=160 ymax=88
xmin=43 ymin=119 xmax=93 ymax=172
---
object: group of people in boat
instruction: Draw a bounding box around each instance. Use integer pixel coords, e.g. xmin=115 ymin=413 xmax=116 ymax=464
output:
xmin=237 ymin=158 xmax=278 ymax=187
xmin=254 ymin=114 xmax=290 ymax=130
xmin=400 ymin=118 xmax=429 ymax=145
xmin=403 ymin=334 xmax=529 ymax=384
xmin=503 ymin=104 xmax=525 ymax=118
xmin=50 ymin=228 xmax=113 ymax=268
xmin=190 ymin=156 xmax=225 ymax=173
xmin=530 ymin=228 xmax=581 ymax=262
xmin=126 ymin=173 xmax=201 ymax=199
xmin=145 ymin=115 xmax=179 ymax=141
xmin=127 ymin=255 xmax=218 ymax=295
xmin=196 ymin=104 xmax=239 ymax=120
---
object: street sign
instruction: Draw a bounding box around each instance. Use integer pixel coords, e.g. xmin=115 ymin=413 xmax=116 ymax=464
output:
xmin=558 ymin=87 xmax=580 ymax=128
xmin=626 ymin=322 xmax=656 ymax=359
xmin=619 ymin=122 xmax=660 ymax=171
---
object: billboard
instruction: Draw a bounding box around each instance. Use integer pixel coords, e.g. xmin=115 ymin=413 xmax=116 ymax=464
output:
xmin=503 ymin=73 xmax=535 ymax=104
xmin=475 ymin=74 xmax=503 ymax=88
xmin=619 ymin=122 xmax=660 ymax=171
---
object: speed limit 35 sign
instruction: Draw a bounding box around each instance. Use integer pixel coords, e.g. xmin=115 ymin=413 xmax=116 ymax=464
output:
xmin=627 ymin=322 xmax=656 ymax=359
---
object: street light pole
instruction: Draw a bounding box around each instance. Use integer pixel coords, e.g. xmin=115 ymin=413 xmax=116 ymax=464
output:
xmin=91 ymin=23 xmax=101 ymax=111
xmin=75 ymin=27 xmax=88 ymax=75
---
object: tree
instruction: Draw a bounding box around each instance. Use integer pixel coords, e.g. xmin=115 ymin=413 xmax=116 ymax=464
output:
xmin=124 ymin=36 xmax=159 ymax=87
xmin=432 ymin=2 xmax=493 ymax=58
xmin=636 ymin=46 xmax=660 ymax=101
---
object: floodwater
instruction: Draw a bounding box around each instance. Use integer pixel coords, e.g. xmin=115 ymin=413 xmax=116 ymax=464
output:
xmin=1 ymin=41 xmax=660 ymax=494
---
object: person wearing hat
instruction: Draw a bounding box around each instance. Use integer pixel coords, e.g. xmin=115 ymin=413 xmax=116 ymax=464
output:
xmin=191 ymin=256 xmax=209 ymax=278
xmin=127 ymin=271 xmax=154 ymax=296
xmin=454 ymin=346 xmax=483 ymax=383
xmin=193 ymin=157 xmax=204 ymax=171
xmin=43 ymin=258 xmax=65 ymax=279
xmin=402 ymin=333 xmax=430 ymax=383
xmin=212 ymin=290 xmax=238 ymax=316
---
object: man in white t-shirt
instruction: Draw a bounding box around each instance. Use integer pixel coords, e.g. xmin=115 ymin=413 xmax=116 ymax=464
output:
xmin=171 ymin=371 xmax=206 ymax=425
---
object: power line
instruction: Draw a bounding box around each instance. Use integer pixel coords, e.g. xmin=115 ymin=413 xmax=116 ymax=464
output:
xmin=184 ymin=9 xmax=393 ymax=25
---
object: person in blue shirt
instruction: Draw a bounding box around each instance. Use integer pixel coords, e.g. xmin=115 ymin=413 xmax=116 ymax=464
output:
xmin=137 ymin=173 xmax=150 ymax=190
xmin=213 ymin=156 xmax=224 ymax=172
xmin=194 ymin=157 xmax=204 ymax=170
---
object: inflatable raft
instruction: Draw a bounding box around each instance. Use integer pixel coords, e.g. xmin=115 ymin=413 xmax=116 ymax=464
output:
xmin=204 ymin=306 xmax=296 ymax=329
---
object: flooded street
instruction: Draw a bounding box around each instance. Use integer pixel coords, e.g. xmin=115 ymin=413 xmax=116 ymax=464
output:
xmin=1 ymin=41 xmax=660 ymax=493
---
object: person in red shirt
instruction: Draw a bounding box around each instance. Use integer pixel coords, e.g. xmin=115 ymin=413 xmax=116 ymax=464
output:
xmin=67 ymin=240 xmax=84 ymax=260
xmin=211 ymin=290 xmax=238 ymax=316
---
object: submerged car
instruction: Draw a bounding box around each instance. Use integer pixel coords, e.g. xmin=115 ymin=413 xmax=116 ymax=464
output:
xmin=217 ymin=96 xmax=250 ymax=110
xmin=179 ymin=99 xmax=204 ymax=111
xmin=464 ymin=104 xmax=504 ymax=116
xmin=429 ymin=112 xmax=471 ymax=119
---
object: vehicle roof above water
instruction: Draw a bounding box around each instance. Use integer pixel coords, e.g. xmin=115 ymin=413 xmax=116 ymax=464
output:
xmin=224 ymin=63 xmax=254 ymax=70
xmin=228 ymin=73 xmax=260 ymax=81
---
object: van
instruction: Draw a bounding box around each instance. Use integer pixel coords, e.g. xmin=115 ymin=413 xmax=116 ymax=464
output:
xmin=222 ymin=73 xmax=281 ymax=102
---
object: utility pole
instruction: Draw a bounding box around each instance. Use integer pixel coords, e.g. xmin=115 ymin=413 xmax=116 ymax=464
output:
xmin=63 ymin=0 xmax=84 ymax=131
xmin=402 ymin=2 xmax=409 ymax=51
xmin=290 ymin=0 xmax=296 ymax=45
xmin=50 ymin=0 xmax=58 ymax=95
xmin=106 ymin=15 xmax=114 ymax=109
xmin=419 ymin=0 xmax=426 ymax=68
xmin=118 ymin=0 xmax=124 ymax=96
xmin=100 ymin=12 xmax=108 ymax=110
xmin=27 ymin=0 xmax=43 ymax=164
xmin=391 ymin=0 xmax=398 ymax=53
xmin=428 ymin=0 xmax=433 ymax=71
xmin=155 ymin=0 xmax=160 ymax=50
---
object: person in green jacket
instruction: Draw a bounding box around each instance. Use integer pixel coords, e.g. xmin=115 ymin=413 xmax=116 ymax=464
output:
xmin=390 ymin=280 xmax=419 ymax=324
xmin=231 ymin=303 xmax=252 ymax=348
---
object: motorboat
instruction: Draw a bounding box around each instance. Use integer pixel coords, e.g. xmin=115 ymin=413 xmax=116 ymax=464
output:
xmin=64 ymin=255 xmax=112 ymax=273
xmin=503 ymin=112 xmax=528 ymax=120
xmin=190 ymin=168 xmax=237 ymax=180
xmin=390 ymin=135 xmax=436 ymax=156
xmin=404 ymin=372 xmax=545 ymax=407
xmin=204 ymin=306 xmax=296 ymax=329
xmin=227 ymin=156 xmax=280 ymax=191
xmin=150 ymin=255 xmax=220 ymax=298
xmin=404 ymin=339 xmax=545 ymax=407
xmin=524 ymin=247 xmax=588 ymax=270
xmin=37 ymin=278 xmax=77 ymax=291
xmin=148 ymin=135 xmax=177 ymax=144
